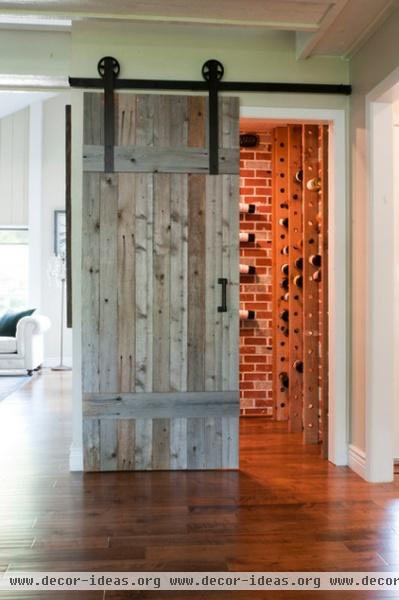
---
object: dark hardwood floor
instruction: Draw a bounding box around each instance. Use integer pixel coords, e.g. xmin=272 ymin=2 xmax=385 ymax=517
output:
xmin=1 ymin=370 xmax=399 ymax=599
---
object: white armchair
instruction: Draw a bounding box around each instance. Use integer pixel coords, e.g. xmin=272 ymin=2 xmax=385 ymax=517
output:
xmin=0 ymin=314 xmax=51 ymax=375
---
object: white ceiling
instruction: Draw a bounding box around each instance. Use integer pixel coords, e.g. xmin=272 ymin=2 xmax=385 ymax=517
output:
xmin=0 ymin=0 xmax=397 ymax=57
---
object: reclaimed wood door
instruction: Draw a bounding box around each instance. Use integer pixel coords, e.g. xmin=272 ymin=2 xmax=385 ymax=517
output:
xmin=82 ymin=93 xmax=240 ymax=471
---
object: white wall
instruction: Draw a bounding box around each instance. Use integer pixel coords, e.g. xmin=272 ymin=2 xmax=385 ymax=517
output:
xmin=0 ymin=30 xmax=70 ymax=78
xmin=71 ymin=21 xmax=348 ymax=111
xmin=350 ymin=6 xmax=399 ymax=456
xmin=394 ymin=100 xmax=399 ymax=460
xmin=0 ymin=107 xmax=29 ymax=226
xmin=40 ymin=93 xmax=72 ymax=365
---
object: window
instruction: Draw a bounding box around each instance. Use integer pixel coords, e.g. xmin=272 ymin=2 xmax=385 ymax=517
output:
xmin=0 ymin=228 xmax=29 ymax=314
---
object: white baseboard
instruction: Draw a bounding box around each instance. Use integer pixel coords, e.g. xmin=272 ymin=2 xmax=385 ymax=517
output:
xmin=69 ymin=444 xmax=83 ymax=471
xmin=43 ymin=356 xmax=73 ymax=368
xmin=348 ymin=444 xmax=367 ymax=480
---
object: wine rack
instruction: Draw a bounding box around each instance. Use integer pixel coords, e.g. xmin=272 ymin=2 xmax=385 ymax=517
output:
xmin=271 ymin=123 xmax=328 ymax=448
xmin=302 ymin=124 xmax=320 ymax=444
xmin=272 ymin=127 xmax=289 ymax=420
xmin=288 ymin=124 xmax=303 ymax=433
xmin=239 ymin=200 xmax=257 ymax=322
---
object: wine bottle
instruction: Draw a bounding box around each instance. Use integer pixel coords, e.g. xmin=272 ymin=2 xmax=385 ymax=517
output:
xmin=281 ymin=263 xmax=289 ymax=276
xmin=239 ymin=232 xmax=255 ymax=243
xmin=283 ymin=292 xmax=290 ymax=302
xmin=280 ymin=278 xmax=289 ymax=290
xmin=280 ymin=309 xmax=289 ymax=322
xmin=240 ymin=264 xmax=256 ymax=275
xmin=239 ymin=309 xmax=255 ymax=320
xmin=312 ymin=270 xmax=321 ymax=282
xmin=293 ymin=275 xmax=303 ymax=288
xmin=281 ymin=246 xmax=289 ymax=256
xmin=306 ymin=177 xmax=321 ymax=191
xmin=281 ymin=325 xmax=289 ymax=338
xmin=239 ymin=203 xmax=256 ymax=214
xmin=309 ymin=254 xmax=322 ymax=267
xmin=293 ymin=360 xmax=304 ymax=373
xmin=294 ymin=257 xmax=303 ymax=270
xmin=279 ymin=217 xmax=289 ymax=228
xmin=279 ymin=372 xmax=289 ymax=389
xmin=295 ymin=169 xmax=303 ymax=183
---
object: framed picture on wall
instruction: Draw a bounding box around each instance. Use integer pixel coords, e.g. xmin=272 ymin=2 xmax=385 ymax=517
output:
xmin=54 ymin=210 xmax=67 ymax=257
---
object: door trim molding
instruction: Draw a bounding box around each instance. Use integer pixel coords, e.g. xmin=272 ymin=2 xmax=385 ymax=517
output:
xmin=240 ymin=106 xmax=348 ymax=466
xmin=363 ymin=66 xmax=399 ymax=482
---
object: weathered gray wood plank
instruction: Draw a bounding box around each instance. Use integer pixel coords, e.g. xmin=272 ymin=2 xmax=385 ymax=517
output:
xmin=117 ymin=93 xmax=136 ymax=147
xmin=83 ymin=92 xmax=104 ymax=146
xmin=152 ymin=418 xmax=170 ymax=469
xmin=170 ymin=174 xmax=188 ymax=392
xmin=153 ymin=174 xmax=171 ymax=392
xmin=204 ymin=417 xmax=223 ymax=469
xmin=100 ymin=419 xmax=118 ymax=471
xmin=83 ymin=145 xmax=239 ymax=174
xmin=222 ymin=416 xmax=239 ymax=468
xmin=99 ymin=174 xmax=119 ymax=393
xmin=135 ymin=418 xmax=153 ymax=470
xmin=170 ymin=96 xmax=188 ymax=148
xmin=82 ymin=93 xmax=103 ymax=396
xmin=219 ymin=97 xmax=239 ymax=150
xmin=188 ymin=96 xmax=206 ymax=149
xmin=187 ymin=418 xmax=206 ymax=469
xmin=117 ymin=419 xmax=135 ymax=470
xmin=205 ymin=176 xmax=223 ymax=391
xmin=170 ymin=417 xmax=187 ymax=469
xmin=83 ymin=391 xmax=239 ymax=419
xmin=152 ymin=103 xmax=171 ymax=394
xmin=136 ymin=95 xmax=155 ymax=147
xmin=134 ymin=174 xmax=154 ymax=392
xmin=225 ymin=175 xmax=240 ymax=391
xmin=83 ymin=418 xmax=101 ymax=471
xmin=82 ymin=174 xmax=100 ymax=395
xmin=117 ymin=174 xmax=135 ymax=392
xmin=187 ymin=174 xmax=206 ymax=391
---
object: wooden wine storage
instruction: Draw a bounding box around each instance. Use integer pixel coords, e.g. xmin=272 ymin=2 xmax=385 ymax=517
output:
xmin=271 ymin=123 xmax=328 ymax=447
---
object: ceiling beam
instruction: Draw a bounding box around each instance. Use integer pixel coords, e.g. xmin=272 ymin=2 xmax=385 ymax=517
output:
xmin=344 ymin=0 xmax=399 ymax=58
xmin=296 ymin=0 xmax=349 ymax=59
xmin=0 ymin=8 xmax=321 ymax=31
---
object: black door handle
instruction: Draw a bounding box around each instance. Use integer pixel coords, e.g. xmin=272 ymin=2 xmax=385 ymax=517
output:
xmin=218 ymin=278 xmax=228 ymax=312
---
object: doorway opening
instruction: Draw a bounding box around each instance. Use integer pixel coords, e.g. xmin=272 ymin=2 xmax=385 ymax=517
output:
xmin=0 ymin=90 xmax=72 ymax=376
xmin=239 ymin=118 xmax=330 ymax=458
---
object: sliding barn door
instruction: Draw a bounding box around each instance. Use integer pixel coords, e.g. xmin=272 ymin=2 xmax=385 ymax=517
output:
xmin=82 ymin=93 xmax=239 ymax=471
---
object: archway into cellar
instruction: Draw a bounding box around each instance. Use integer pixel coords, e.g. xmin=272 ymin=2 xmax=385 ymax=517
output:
xmin=238 ymin=109 xmax=347 ymax=465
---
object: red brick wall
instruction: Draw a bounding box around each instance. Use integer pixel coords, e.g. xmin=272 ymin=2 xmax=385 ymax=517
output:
xmin=239 ymin=130 xmax=274 ymax=417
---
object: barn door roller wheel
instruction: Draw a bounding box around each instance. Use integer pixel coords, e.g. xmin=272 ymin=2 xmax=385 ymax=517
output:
xmin=202 ymin=60 xmax=224 ymax=82
xmin=97 ymin=56 xmax=120 ymax=79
